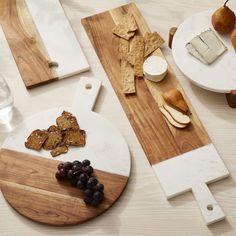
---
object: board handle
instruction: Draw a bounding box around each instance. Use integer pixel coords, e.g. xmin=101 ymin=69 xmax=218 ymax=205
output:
xmin=192 ymin=183 xmax=225 ymax=225
xmin=72 ymin=77 xmax=102 ymax=111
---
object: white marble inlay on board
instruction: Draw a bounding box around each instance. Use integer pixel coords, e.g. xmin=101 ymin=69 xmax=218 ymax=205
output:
xmin=2 ymin=107 xmax=130 ymax=177
xmin=26 ymin=0 xmax=89 ymax=78
xmin=153 ymin=144 xmax=229 ymax=198
xmin=152 ymin=144 xmax=229 ymax=225
xmin=172 ymin=10 xmax=236 ymax=93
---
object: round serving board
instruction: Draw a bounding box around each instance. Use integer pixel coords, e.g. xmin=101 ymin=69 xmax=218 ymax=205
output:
xmin=0 ymin=77 xmax=130 ymax=226
xmin=172 ymin=10 xmax=236 ymax=93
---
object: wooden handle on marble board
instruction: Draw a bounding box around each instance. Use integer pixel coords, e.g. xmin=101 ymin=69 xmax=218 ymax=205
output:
xmin=168 ymin=27 xmax=177 ymax=49
xmin=226 ymin=90 xmax=236 ymax=108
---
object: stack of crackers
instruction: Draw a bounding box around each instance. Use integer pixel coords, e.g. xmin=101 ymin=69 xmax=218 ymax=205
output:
xmin=25 ymin=111 xmax=86 ymax=157
xmin=112 ymin=14 xmax=165 ymax=94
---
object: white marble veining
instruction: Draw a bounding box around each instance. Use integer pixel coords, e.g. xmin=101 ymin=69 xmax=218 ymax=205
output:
xmin=153 ymin=144 xmax=229 ymax=225
xmin=2 ymin=78 xmax=131 ymax=177
xmin=172 ymin=10 xmax=236 ymax=93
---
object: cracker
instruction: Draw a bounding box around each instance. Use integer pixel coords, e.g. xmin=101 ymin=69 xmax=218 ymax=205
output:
xmin=112 ymin=24 xmax=135 ymax=40
xmin=119 ymin=38 xmax=129 ymax=60
xmin=121 ymin=59 xmax=135 ymax=94
xmin=112 ymin=14 xmax=137 ymax=40
xmin=25 ymin=129 xmax=48 ymax=151
xmin=43 ymin=128 xmax=63 ymax=150
xmin=63 ymin=129 xmax=86 ymax=147
xmin=56 ymin=111 xmax=80 ymax=131
xmin=47 ymin=125 xmax=59 ymax=132
xmin=144 ymin=32 xmax=165 ymax=57
xmin=122 ymin=14 xmax=138 ymax=31
xmin=132 ymin=36 xmax=145 ymax=77
xmin=126 ymin=36 xmax=136 ymax=65
xmin=50 ymin=145 xmax=68 ymax=157
xmin=127 ymin=36 xmax=145 ymax=77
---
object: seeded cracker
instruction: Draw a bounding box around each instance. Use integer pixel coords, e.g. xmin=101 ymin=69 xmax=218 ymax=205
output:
xmin=144 ymin=32 xmax=165 ymax=57
xmin=63 ymin=129 xmax=86 ymax=147
xmin=43 ymin=127 xmax=63 ymax=150
xmin=56 ymin=111 xmax=80 ymax=131
xmin=25 ymin=129 xmax=48 ymax=150
xmin=51 ymin=145 xmax=68 ymax=157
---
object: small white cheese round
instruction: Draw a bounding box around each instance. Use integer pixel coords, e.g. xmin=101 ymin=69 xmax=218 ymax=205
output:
xmin=143 ymin=56 xmax=168 ymax=82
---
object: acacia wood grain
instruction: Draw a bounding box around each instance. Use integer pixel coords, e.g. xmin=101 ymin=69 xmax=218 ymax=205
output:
xmin=81 ymin=3 xmax=211 ymax=165
xmin=0 ymin=149 xmax=128 ymax=225
xmin=0 ymin=0 xmax=57 ymax=88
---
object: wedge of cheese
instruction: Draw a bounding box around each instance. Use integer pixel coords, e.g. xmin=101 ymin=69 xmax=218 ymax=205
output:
xmin=186 ymin=29 xmax=227 ymax=65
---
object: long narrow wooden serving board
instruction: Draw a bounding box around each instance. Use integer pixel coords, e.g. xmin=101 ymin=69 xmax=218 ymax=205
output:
xmin=82 ymin=3 xmax=210 ymax=165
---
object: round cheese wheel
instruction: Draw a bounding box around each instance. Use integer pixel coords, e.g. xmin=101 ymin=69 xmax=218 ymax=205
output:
xmin=143 ymin=56 xmax=168 ymax=82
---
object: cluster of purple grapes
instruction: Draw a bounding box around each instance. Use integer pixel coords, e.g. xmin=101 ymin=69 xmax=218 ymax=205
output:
xmin=55 ymin=160 xmax=104 ymax=206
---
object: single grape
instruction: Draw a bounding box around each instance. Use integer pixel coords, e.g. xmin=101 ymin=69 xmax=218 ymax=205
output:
xmin=83 ymin=166 xmax=93 ymax=175
xmin=74 ymin=170 xmax=83 ymax=180
xmin=63 ymin=161 xmax=72 ymax=170
xmin=94 ymin=183 xmax=104 ymax=192
xmin=73 ymin=160 xmax=82 ymax=167
xmin=76 ymin=180 xmax=85 ymax=189
xmin=55 ymin=170 xmax=63 ymax=180
xmin=84 ymin=189 xmax=93 ymax=198
xmin=86 ymin=177 xmax=98 ymax=189
xmin=79 ymin=173 xmax=89 ymax=182
xmin=84 ymin=196 xmax=93 ymax=204
xmin=59 ymin=168 xmax=67 ymax=179
xmin=93 ymin=191 xmax=104 ymax=201
xmin=57 ymin=162 xmax=64 ymax=170
xmin=67 ymin=169 xmax=74 ymax=180
xmin=82 ymin=159 xmax=90 ymax=167
xmin=72 ymin=165 xmax=82 ymax=172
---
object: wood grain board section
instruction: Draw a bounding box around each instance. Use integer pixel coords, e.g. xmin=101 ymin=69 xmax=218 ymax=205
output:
xmin=0 ymin=0 xmax=57 ymax=88
xmin=0 ymin=148 xmax=128 ymax=225
xmin=82 ymin=3 xmax=210 ymax=165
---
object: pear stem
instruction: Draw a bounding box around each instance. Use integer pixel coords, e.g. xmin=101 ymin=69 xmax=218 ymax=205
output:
xmin=224 ymin=0 xmax=229 ymax=7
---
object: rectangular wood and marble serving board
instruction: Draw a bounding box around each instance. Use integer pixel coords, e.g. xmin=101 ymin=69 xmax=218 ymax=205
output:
xmin=82 ymin=3 xmax=211 ymax=165
xmin=0 ymin=0 xmax=89 ymax=88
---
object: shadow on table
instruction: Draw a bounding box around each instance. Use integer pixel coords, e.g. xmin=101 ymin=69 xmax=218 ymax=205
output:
xmin=189 ymin=83 xmax=236 ymax=125
xmin=168 ymin=176 xmax=235 ymax=235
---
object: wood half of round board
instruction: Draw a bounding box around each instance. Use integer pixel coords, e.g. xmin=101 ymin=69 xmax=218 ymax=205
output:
xmin=143 ymin=56 xmax=168 ymax=82
xmin=0 ymin=149 xmax=129 ymax=226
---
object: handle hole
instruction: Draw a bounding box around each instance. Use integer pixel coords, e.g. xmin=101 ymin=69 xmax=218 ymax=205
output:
xmin=207 ymin=204 xmax=213 ymax=211
xmin=85 ymin=83 xmax=92 ymax=90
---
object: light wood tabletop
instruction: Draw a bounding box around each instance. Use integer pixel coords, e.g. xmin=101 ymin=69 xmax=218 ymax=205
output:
xmin=0 ymin=0 xmax=236 ymax=235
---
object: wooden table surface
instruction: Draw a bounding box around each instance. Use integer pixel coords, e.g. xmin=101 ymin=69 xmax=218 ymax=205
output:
xmin=0 ymin=0 xmax=236 ymax=235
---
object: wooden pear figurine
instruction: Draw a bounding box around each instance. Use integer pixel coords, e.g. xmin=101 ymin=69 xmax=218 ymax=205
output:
xmin=231 ymin=29 xmax=236 ymax=51
xmin=212 ymin=0 xmax=236 ymax=34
